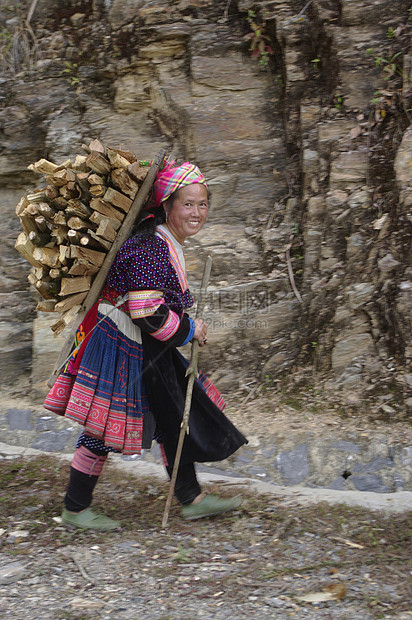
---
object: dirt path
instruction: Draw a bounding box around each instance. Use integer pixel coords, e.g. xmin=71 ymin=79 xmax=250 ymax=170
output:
xmin=1 ymin=451 xmax=412 ymax=619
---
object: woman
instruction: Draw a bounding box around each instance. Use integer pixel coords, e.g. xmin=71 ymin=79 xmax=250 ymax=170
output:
xmin=45 ymin=160 xmax=247 ymax=530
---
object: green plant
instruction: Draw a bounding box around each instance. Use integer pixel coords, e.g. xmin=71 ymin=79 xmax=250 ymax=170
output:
xmin=244 ymin=9 xmax=274 ymax=68
xmin=375 ymin=51 xmax=403 ymax=78
xmin=386 ymin=26 xmax=396 ymax=39
xmin=61 ymin=61 xmax=79 ymax=85
xmin=175 ymin=543 xmax=191 ymax=563
xmin=367 ymin=48 xmax=403 ymax=80
xmin=370 ymin=90 xmax=383 ymax=105
xmin=273 ymin=73 xmax=283 ymax=87
xmin=333 ymin=95 xmax=343 ymax=110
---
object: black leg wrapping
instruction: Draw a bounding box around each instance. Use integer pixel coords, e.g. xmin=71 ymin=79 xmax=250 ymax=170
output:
xmin=166 ymin=462 xmax=201 ymax=506
xmin=64 ymin=466 xmax=99 ymax=512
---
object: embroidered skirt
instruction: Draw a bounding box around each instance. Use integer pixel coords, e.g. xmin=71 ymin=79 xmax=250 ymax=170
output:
xmin=46 ymin=305 xmax=153 ymax=455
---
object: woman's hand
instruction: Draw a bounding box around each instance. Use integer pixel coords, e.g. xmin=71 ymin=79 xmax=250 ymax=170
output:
xmin=193 ymin=318 xmax=208 ymax=347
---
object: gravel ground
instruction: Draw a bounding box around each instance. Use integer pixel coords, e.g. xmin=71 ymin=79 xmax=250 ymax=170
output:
xmin=1 ymin=452 xmax=412 ymax=620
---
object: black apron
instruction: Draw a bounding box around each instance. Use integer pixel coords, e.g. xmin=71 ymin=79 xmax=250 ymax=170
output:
xmin=141 ymin=332 xmax=248 ymax=467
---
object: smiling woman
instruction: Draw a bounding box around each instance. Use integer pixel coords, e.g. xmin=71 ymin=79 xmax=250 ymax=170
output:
xmin=44 ymin=158 xmax=247 ymax=530
xmin=164 ymin=184 xmax=209 ymax=244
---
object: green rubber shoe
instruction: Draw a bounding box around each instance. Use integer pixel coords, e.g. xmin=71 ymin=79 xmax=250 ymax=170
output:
xmin=181 ymin=494 xmax=242 ymax=521
xmin=61 ymin=507 xmax=121 ymax=531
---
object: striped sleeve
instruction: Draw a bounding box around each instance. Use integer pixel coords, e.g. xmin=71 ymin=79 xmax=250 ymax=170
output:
xmin=129 ymin=290 xmax=164 ymax=319
xmin=129 ymin=289 xmax=194 ymax=346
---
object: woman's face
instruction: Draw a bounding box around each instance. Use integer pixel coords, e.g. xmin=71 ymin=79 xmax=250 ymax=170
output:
xmin=164 ymin=183 xmax=209 ymax=244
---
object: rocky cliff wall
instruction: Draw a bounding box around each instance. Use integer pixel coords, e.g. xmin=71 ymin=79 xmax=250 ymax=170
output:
xmin=0 ymin=0 xmax=411 ymax=410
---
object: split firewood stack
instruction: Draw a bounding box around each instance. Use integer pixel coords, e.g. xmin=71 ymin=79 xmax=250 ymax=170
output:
xmin=15 ymin=139 xmax=150 ymax=336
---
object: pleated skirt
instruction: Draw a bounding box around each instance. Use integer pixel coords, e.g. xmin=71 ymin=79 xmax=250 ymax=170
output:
xmin=46 ymin=307 xmax=152 ymax=455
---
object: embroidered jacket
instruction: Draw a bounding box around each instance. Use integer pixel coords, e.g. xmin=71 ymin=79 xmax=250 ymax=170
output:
xmin=101 ymin=231 xmax=195 ymax=347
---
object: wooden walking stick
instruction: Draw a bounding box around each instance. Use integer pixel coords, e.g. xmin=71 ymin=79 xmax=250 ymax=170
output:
xmin=161 ymin=254 xmax=213 ymax=528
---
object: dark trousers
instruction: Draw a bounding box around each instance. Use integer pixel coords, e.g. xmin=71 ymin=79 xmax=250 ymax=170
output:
xmin=165 ymin=462 xmax=201 ymax=505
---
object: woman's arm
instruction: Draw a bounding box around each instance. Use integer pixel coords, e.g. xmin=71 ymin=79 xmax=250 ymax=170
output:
xmin=129 ymin=289 xmax=195 ymax=347
xmin=129 ymin=292 xmax=208 ymax=348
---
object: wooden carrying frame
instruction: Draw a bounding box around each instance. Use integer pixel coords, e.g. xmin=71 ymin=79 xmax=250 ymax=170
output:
xmin=47 ymin=149 xmax=166 ymax=388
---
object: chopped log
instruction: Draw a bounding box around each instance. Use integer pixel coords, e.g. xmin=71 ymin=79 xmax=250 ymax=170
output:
xmin=95 ymin=219 xmax=117 ymax=243
xmin=60 ymin=181 xmax=81 ymax=200
xmin=50 ymin=169 xmax=69 ymax=188
xmin=36 ymin=300 xmax=57 ymax=312
xmin=60 ymin=275 xmax=91 ymax=297
xmin=80 ymin=230 xmax=111 ymax=252
xmin=49 ymin=268 xmax=61 ymax=279
xmin=59 ymin=245 xmax=70 ymax=265
xmin=111 ymin=147 xmax=137 ymax=163
xmin=51 ymin=304 xmax=82 ymax=336
xmin=68 ymin=259 xmax=100 ymax=276
xmin=32 ymin=246 xmax=61 ymax=268
xmin=128 ymin=161 xmax=150 ymax=183
xmin=22 ymin=203 xmax=39 ymax=217
xmin=67 ymin=216 xmax=91 ymax=231
xmin=75 ymin=173 xmax=93 ymax=200
xmin=15 ymin=232 xmax=43 ymax=267
xmin=34 ymin=277 xmax=60 ymax=300
xmin=103 ymin=187 xmax=132 ymax=213
xmin=38 ymin=202 xmax=56 ymax=220
xmin=34 ymin=215 xmax=50 ymax=234
xmin=88 ymin=173 xmax=105 ymax=185
xmin=45 ymin=185 xmax=59 ymax=200
xmin=69 ymin=244 xmax=106 ymax=265
xmin=27 ymin=271 xmax=37 ymax=288
xmin=48 ymin=264 xmax=68 ymax=279
xmin=28 ymin=158 xmax=59 ymax=175
xmin=89 ymin=211 xmax=121 ymax=231
xmin=29 ymin=230 xmax=51 ymax=247
xmin=15 ymin=196 xmax=30 ymax=216
xmin=66 ymin=199 xmax=92 ymax=219
xmin=72 ymin=155 xmax=88 ymax=171
xmin=52 ymin=197 xmax=68 ymax=210
xmin=86 ymin=151 xmax=111 ymax=175
xmin=27 ymin=190 xmax=47 ymax=203
xmin=89 ymin=139 xmax=105 ymax=154
xmin=67 ymin=229 xmax=82 ymax=245
xmin=19 ymin=210 xmax=40 ymax=236
xmin=89 ymin=184 xmax=106 ymax=197
xmin=90 ymin=197 xmax=124 ymax=222
xmin=110 ymin=168 xmax=140 ymax=199
xmin=59 ymin=159 xmax=73 ymax=169
xmin=55 ymin=291 xmax=87 ymax=313
xmin=53 ymin=211 xmax=67 ymax=226
xmin=107 ymin=149 xmax=131 ymax=170
xmin=33 ymin=265 xmax=49 ymax=280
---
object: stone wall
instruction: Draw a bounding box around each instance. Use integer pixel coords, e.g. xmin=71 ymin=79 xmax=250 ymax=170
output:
xmin=0 ymin=0 xmax=410 ymax=406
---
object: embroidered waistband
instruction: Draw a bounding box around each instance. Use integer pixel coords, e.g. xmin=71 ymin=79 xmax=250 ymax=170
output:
xmin=98 ymin=303 xmax=142 ymax=344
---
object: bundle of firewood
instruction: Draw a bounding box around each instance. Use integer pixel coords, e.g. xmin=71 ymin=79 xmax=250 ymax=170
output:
xmin=15 ymin=139 xmax=149 ymax=335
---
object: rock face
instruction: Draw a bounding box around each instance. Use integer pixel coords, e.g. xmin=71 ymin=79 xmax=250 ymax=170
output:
xmin=0 ymin=0 xmax=410 ymax=406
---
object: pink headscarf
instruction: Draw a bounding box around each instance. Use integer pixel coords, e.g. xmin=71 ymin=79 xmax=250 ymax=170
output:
xmin=147 ymin=160 xmax=207 ymax=209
